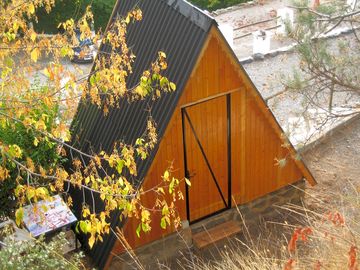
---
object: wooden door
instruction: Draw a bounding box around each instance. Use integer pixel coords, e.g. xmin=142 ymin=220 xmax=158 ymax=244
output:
xmin=182 ymin=95 xmax=231 ymax=223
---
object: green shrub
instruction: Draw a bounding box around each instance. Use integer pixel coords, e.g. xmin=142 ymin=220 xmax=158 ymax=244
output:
xmin=0 ymin=232 xmax=85 ymax=270
xmin=34 ymin=0 xmax=116 ymax=33
xmin=0 ymin=84 xmax=65 ymax=218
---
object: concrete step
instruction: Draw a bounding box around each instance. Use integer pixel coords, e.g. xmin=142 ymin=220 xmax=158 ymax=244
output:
xmin=192 ymin=220 xmax=242 ymax=249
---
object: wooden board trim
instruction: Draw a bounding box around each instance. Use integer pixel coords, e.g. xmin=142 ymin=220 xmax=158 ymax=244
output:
xmin=180 ymin=87 xmax=241 ymax=108
xmin=192 ymin=220 xmax=242 ymax=249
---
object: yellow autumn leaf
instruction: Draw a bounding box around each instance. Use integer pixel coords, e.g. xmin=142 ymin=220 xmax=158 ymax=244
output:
xmin=88 ymin=235 xmax=95 ymax=248
xmin=49 ymin=184 xmax=56 ymax=192
xmin=30 ymin=32 xmax=37 ymax=42
xmin=26 ymin=188 xmax=35 ymax=201
xmin=0 ymin=166 xmax=9 ymax=181
xmin=43 ymin=97 xmax=52 ymax=107
xmin=43 ymin=68 xmax=50 ymax=77
xmin=82 ymin=207 xmax=90 ymax=218
xmin=158 ymin=51 xmax=166 ymax=58
xmin=12 ymin=22 xmax=19 ymax=32
xmin=30 ymin=48 xmax=40 ymax=63
xmin=28 ymin=3 xmax=35 ymax=15
xmin=163 ymin=170 xmax=170 ymax=181
xmin=36 ymin=187 xmax=48 ymax=199
xmin=85 ymin=176 xmax=90 ymax=184
xmin=35 ymin=119 xmax=46 ymax=130
xmin=157 ymin=187 xmax=165 ymax=195
xmin=98 ymin=235 xmax=103 ymax=242
xmin=125 ymin=15 xmax=131 ymax=24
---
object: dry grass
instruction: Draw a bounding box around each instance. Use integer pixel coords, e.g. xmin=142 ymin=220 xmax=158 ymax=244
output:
xmin=192 ymin=183 xmax=360 ymax=270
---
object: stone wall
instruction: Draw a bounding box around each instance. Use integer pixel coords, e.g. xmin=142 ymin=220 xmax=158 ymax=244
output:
xmin=108 ymin=179 xmax=305 ymax=270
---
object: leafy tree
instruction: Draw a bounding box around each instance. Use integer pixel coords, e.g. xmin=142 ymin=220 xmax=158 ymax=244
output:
xmin=0 ymin=232 xmax=85 ymax=270
xmin=286 ymin=0 xmax=360 ymax=143
xmin=91 ymin=0 xmax=117 ymax=31
xmin=0 ymin=85 xmax=64 ymax=216
xmin=0 ymin=0 xmax=187 ymax=250
xmin=34 ymin=0 xmax=116 ymax=33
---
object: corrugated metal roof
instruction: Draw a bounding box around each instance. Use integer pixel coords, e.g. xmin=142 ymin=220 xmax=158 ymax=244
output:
xmin=70 ymin=0 xmax=215 ymax=268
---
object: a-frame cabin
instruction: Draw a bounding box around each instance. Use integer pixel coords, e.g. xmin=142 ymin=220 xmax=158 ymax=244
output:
xmin=71 ymin=0 xmax=316 ymax=269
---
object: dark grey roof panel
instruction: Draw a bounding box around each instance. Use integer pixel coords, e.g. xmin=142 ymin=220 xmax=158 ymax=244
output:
xmin=70 ymin=0 xmax=215 ymax=269
xmin=167 ymin=0 xmax=214 ymax=31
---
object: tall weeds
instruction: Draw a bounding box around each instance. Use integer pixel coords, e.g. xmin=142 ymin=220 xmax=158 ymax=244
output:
xmin=196 ymin=183 xmax=360 ymax=270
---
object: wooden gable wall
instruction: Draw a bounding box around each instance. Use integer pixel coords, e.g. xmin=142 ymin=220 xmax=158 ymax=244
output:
xmin=109 ymin=25 xmax=311 ymax=259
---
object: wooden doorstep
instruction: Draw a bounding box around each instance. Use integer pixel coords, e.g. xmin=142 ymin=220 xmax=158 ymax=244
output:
xmin=192 ymin=220 xmax=242 ymax=249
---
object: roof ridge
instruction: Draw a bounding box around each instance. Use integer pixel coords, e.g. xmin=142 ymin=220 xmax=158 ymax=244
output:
xmin=165 ymin=0 xmax=216 ymax=31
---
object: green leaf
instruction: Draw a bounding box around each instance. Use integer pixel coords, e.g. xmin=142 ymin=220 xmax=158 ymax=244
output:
xmin=160 ymin=77 xmax=169 ymax=88
xmin=160 ymin=217 xmax=167 ymax=229
xmin=36 ymin=187 xmax=48 ymax=196
xmin=60 ymin=47 xmax=69 ymax=57
xmin=136 ymin=223 xmax=141 ymax=238
xmin=140 ymin=76 xmax=148 ymax=84
xmin=152 ymin=74 xmax=159 ymax=81
xmin=135 ymin=138 xmax=144 ymax=145
xmin=14 ymin=185 xmax=23 ymax=197
xmin=90 ymin=75 xmax=96 ymax=86
xmin=141 ymin=222 xmax=150 ymax=232
xmin=15 ymin=207 xmax=24 ymax=226
xmin=116 ymin=160 xmax=125 ymax=174
xmin=169 ymin=180 xmax=174 ymax=194
xmin=162 ymin=205 xmax=169 ymax=216
xmin=8 ymin=144 xmax=22 ymax=158
xmin=4 ymin=57 xmax=14 ymax=68
xmin=26 ymin=189 xmax=35 ymax=201
xmin=118 ymin=177 xmax=124 ymax=186
xmin=79 ymin=220 xmax=88 ymax=233
xmin=140 ymin=151 xmax=147 ymax=160
xmin=75 ymin=222 xmax=80 ymax=234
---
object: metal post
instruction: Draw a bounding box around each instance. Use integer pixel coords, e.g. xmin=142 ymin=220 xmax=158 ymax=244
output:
xmin=181 ymin=108 xmax=190 ymax=222
xmin=227 ymin=94 xmax=232 ymax=209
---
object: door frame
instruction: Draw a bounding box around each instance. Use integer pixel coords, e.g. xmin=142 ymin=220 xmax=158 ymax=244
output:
xmin=181 ymin=93 xmax=232 ymax=224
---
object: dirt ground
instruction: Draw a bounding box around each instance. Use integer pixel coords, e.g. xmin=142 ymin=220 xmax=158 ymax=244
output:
xmin=303 ymin=116 xmax=360 ymax=210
